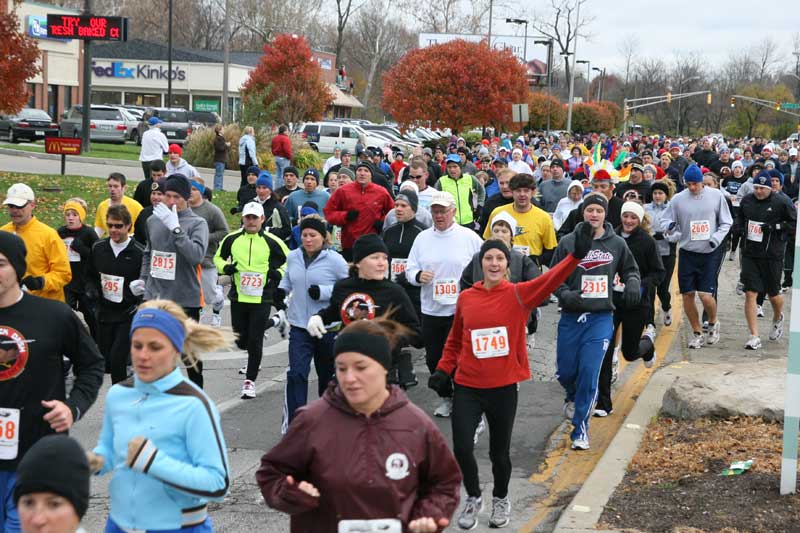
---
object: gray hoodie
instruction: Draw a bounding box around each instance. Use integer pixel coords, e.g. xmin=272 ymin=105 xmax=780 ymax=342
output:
xmin=141 ymin=208 xmax=209 ymax=308
xmin=539 ymin=177 xmax=571 ymax=213
xmin=550 ymin=222 xmax=640 ymax=313
xmin=660 ymin=186 xmax=732 ymax=253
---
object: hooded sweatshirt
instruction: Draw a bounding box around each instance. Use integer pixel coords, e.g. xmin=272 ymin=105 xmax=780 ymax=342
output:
xmin=256 ymin=383 xmax=461 ymax=533
xmin=552 ymin=180 xmax=584 ymax=230
xmin=660 ymin=185 xmax=732 ymax=253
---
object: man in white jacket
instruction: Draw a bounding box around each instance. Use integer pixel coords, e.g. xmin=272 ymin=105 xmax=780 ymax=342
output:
xmin=406 ymin=191 xmax=483 ymax=417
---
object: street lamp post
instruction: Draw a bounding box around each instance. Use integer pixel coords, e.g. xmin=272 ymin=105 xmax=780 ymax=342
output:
xmin=535 ymin=39 xmax=554 ymax=133
xmin=506 ymin=18 xmax=529 ymax=63
xmin=576 ymin=59 xmax=590 ymax=102
xmin=167 ymin=0 xmax=173 ymax=107
xmin=565 ymin=0 xmax=581 ymax=132
xmin=793 ymin=51 xmax=800 ymax=102
xmin=593 ymin=66 xmax=605 ymax=101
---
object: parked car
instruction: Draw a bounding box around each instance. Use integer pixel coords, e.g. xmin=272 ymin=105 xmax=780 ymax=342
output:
xmin=297 ymin=121 xmax=361 ymax=152
xmin=188 ymin=111 xmax=221 ymax=129
xmin=122 ymin=106 xmax=145 ymax=121
xmin=0 ymin=108 xmax=59 ymax=143
xmin=110 ymin=107 xmax=141 ymax=142
xmin=134 ymin=107 xmax=191 ymax=145
xmin=59 ymin=105 xmax=128 ymax=144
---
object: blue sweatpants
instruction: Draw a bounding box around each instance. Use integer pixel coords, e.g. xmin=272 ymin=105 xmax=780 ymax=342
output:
xmin=282 ymin=326 xmax=336 ymax=433
xmin=556 ymin=311 xmax=613 ymax=442
xmin=105 ymin=517 xmax=212 ymax=532
xmin=0 ymin=471 xmax=19 ymax=533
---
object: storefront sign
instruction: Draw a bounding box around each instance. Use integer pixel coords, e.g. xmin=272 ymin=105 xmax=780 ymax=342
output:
xmin=193 ymin=99 xmax=220 ymax=112
xmin=91 ymin=61 xmax=187 ymax=81
xmin=46 ymin=15 xmax=128 ymax=41
xmin=45 ymin=137 xmax=82 ymax=155
xmin=27 ymin=15 xmax=69 ymax=40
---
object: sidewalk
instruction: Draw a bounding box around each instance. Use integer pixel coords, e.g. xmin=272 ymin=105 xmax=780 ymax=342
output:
xmin=553 ymin=256 xmax=791 ymax=532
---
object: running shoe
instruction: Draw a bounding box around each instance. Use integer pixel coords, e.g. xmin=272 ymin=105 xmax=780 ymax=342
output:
xmin=736 ymin=282 xmax=744 ymax=296
xmin=434 ymin=398 xmax=453 ymax=418
xmin=571 ymin=437 xmax=590 ymax=450
xmin=457 ymin=496 xmax=483 ymax=530
xmin=663 ymin=309 xmax=672 ymax=327
xmin=757 ymin=305 xmax=764 ymax=318
xmin=610 ymin=346 xmax=620 ymax=384
xmin=489 ymin=496 xmax=511 ymax=528
xmin=728 ymin=252 xmax=735 ymax=261
xmin=642 ymin=324 xmax=657 ymax=368
xmin=593 ymin=408 xmax=612 ymax=417
xmin=241 ymin=379 xmax=256 ymax=399
xmin=706 ymin=322 xmax=721 ymax=345
xmin=526 ymin=333 xmax=536 ymax=351
xmin=473 ymin=415 xmax=486 ymax=445
xmin=272 ymin=309 xmax=289 ymax=339
xmin=769 ymin=313 xmax=784 ymax=341
xmin=549 ymin=294 xmax=559 ymax=304
xmin=688 ymin=332 xmax=705 ymax=349
xmin=702 ymin=321 xmax=709 ymax=334
xmin=210 ymin=313 xmax=222 ymax=328
xmin=563 ymin=401 xmax=575 ymax=420
xmin=745 ymin=335 xmax=762 ymax=350
xmin=238 ymin=364 xmax=261 ymax=375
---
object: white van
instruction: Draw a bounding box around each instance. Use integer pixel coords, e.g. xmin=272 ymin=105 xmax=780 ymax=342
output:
xmin=298 ymin=121 xmax=360 ymax=152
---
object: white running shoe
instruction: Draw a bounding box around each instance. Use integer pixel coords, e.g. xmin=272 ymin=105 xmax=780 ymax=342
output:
xmin=745 ymin=335 xmax=762 ymax=350
xmin=663 ymin=309 xmax=672 ymax=327
xmin=210 ymin=313 xmax=222 ymax=328
xmin=563 ymin=401 xmax=575 ymax=420
xmin=473 ymin=415 xmax=486 ymax=445
xmin=706 ymin=322 xmax=721 ymax=345
xmin=489 ymin=496 xmax=511 ymax=528
xmin=457 ymin=496 xmax=483 ymax=530
xmin=702 ymin=321 xmax=709 ymax=334
xmin=571 ymin=437 xmax=590 ymax=450
xmin=526 ymin=333 xmax=536 ymax=352
xmin=610 ymin=346 xmax=620 ymax=384
xmin=241 ymin=379 xmax=256 ymax=399
xmin=273 ymin=310 xmax=289 ymax=339
xmin=434 ymin=398 xmax=453 ymax=418
xmin=769 ymin=314 xmax=784 ymax=341
xmin=688 ymin=332 xmax=705 ymax=349
xmin=238 ymin=364 xmax=262 ymax=375
xmin=593 ymin=408 xmax=612 ymax=417
xmin=642 ymin=324 xmax=657 ymax=368
xmin=757 ymin=305 xmax=764 ymax=318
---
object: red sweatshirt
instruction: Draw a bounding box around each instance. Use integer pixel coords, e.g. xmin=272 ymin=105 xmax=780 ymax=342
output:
xmin=271 ymin=133 xmax=292 ymax=159
xmin=438 ymin=254 xmax=580 ymax=388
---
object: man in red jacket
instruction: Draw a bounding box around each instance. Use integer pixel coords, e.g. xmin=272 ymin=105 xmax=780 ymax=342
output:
xmin=324 ymin=161 xmax=393 ymax=262
xmin=271 ymin=124 xmax=293 ymax=191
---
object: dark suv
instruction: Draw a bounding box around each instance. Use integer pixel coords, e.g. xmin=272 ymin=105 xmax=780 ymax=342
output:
xmin=134 ymin=107 xmax=191 ymax=145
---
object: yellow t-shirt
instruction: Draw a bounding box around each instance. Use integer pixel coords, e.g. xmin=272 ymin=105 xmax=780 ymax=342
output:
xmin=483 ymin=203 xmax=557 ymax=257
xmin=94 ymin=196 xmax=143 ymax=236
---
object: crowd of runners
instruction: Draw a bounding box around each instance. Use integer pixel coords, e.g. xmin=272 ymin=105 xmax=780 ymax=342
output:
xmin=0 ymin=119 xmax=797 ymax=532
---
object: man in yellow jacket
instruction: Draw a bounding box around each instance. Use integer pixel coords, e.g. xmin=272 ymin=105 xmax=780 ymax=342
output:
xmin=1 ymin=183 xmax=71 ymax=302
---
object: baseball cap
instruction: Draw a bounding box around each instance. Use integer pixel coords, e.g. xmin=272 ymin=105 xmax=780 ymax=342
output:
xmin=242 ymin=202 xmax=265 ymax=218
xmin=790 ymin=148 xmax=798 ymax=157
xmin=3 ymin=184 xmax=35 ymax=207
xmin=148 ymin=117 xmax=162 ymax=126
xmin=445 ymin=154 xmax=461 ymax=165
xmin=753 ymin=170 xmax=771 ymax=188
xmin=429 ymin=191 xmax=456 ymax=208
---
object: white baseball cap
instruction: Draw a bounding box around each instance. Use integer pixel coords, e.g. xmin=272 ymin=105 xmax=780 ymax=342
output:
xmin=242 ymin=202 xmax=264 ymax=218
xmin=3 ymin=184 xmax=35 ymax=207
xmin=429 ymin=191 xmax=455 ymax=208
xmin=790 ymin=148 xmax=798 ymax=157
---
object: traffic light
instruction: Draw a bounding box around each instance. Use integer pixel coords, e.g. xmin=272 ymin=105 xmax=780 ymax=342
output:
xmin=776 ymin=102 xmax=782 ymax=111
xmin=666 ymin=92 xmax=672 ymax=104
xmin=706 ymin=93 xmax=712 ymax=105
xmin=730 ymin=97 xmax=736 ymax=107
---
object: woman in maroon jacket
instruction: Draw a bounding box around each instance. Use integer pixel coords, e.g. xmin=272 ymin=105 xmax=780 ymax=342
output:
xmin=257 ymin=317 xmax=461 ymax=533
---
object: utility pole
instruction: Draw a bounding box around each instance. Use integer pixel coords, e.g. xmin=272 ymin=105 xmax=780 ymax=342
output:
xmin=576 ymin=59 xmax=590 ymax=102
xmin=565 ymin=0 xmax=581 ymax=132
xmin=222 ymin=0 xmax=230 ymax=122
xmin=487 ymin=0 xmax=493 ymax=48
xmin=793 ymin=51 xmax=800 ymax=102
xmin=80 ymin=0 xmax=92 ymax=151
xmin=167 ymin=0 xmax=173 ymax=107
xmin=535 ymin=39 xmax=554 ymax=133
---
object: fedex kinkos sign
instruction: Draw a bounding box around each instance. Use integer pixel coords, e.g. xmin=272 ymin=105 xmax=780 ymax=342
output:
xmin=92 ymin=61 xmax=186 ymax=81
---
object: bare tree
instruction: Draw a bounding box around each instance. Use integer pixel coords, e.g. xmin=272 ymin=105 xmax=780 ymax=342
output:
xmin=396 ymin=0 xmax=498 ymax=34
xmin=617 ymin=34 xmax=638 ymax=102
xmin=334 ymin=0 xmax=367 ymax=69
xmin=752 ymin=37 xmax=781 ymax=83
xmin=231 ymin=0 xmax=323 ymax=44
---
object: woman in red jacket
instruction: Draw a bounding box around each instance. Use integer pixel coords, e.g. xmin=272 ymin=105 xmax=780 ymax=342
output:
xmin=428 ymin=223 xmax=592 ymax=530
xmin=257 ymin=317 xmax=461 ymax=533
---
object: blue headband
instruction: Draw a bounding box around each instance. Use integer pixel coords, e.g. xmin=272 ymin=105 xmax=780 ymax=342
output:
xmin=189 ymin=180 xmax=206 ymax=195
xmin=130 ymin=308 xmax=186 ymax=353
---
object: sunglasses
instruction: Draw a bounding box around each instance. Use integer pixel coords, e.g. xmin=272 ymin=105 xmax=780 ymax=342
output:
xmin=107 ymin=223 xmax=126 ymax=229
xmin=408 ymin=173 xmax=425 ymax=179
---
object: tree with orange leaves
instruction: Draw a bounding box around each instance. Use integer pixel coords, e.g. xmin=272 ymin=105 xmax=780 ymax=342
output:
xmin=382 ymin=40 xmax=528 ymax=131
xmin=241 ymin=34 xmax=333 ymax=125
xmin=0 ymin=1 xmax=41 ymax=114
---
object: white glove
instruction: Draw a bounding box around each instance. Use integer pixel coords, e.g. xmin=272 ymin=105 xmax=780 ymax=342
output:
xmin=154 ymin=203 xmax=180 ymax=231
xmin=129 ymin=279 xmax=146 ymax=297
xmin=306 ymin=315 xmax=327 ymax=338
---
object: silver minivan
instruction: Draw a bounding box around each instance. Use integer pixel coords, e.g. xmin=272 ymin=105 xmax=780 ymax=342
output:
xmin=60 ymin=105 xmax=128 ymax=144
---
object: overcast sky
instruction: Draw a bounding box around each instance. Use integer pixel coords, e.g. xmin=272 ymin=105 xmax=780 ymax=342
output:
xmin=488 ymin=0 xmax=799 ymax=77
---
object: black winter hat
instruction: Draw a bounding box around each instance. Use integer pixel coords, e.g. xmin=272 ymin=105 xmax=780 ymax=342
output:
xmin=352 ymin=234 xmax=388 ymax=264
xmin=299 ymin=216 xmax=327 ymax=238
xmin=583 ymin=193 xmax=608 ymax=212
xmin=355 ymin=161 xmax=374 ymax=176
xmin=164 ymin=174 xmax=191 ymax=200
xmin=334 ymin=328 xmax=391 ymax=369
xmin=479 ymin=239 xmax=511 ymax=263
xmin=14 ymin=435 xmax=90 ymax=518
xmin=395 ymin=189 xmax=419 ymax=213
xmin=0 ymin=231 xmax=27 ymax=282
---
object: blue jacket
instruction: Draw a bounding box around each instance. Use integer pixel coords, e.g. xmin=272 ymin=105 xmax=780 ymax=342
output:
xmin=93 ymin=368 xmax=229 ymax=531
xmin=279 ymin=247 xmax=349 ymax=328
xmin=284 ymin=189 xmax=331 ymax=224
xmin=238 ymin=134 xmax=258 ymax=165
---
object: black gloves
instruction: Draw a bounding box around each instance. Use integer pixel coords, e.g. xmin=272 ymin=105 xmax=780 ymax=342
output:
xmin=709 ymin=240 xmax=717 ymax=249
xmin=427 ymin=370 xmax=452 ymax=397
xmin=223 ymin=263 xmax=237 ymax=276
xmin=623 ymin=279 xmax=641 ymax=307
xmin=346 ymin=209 xmax=359 ymax=222
xmin=395 ymin=271 xmax=408 ymax=285
xmin=267 ymin=269 xmax=282 ymax=289
xmin=571 ymin=222 xmax=594 ymax=259
xmin=21 ymin=276 xmax=44 ymax=291
xmin=307 ymin=284 xmax=321 ymax=300
xmin=274 ymin=288 xmax=287 ymax=310
xmin=70 ymin=239 xmax=90 ymax=257
xmin=558 ymin=289 xmax=583 ymax=309
xmin=653 ymin=231 xmax=664 ymax=240
xmin=230 ymin=206 xmax=239 ymax=215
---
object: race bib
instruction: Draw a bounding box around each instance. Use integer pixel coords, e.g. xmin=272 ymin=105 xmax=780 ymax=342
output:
xmin=690 ymin=220 xmax=711 ymax=241
xmin=332 ymin=226 xmax=343 ymax=251
xmin=150 ymin=251 xmax=176 ymax=280
xmin=0 ymin=408 xmax=20 ymax=460
xmin=338 ymin=519 xmax=401 ymax=533
xmin=513 ymin=245 xmax=530 ymax=256
xmin=389 ymin=258 xmax=407 ymax=282
xmin=612 ymin=273 xmax=625 ymax=293
xmin=747 ymin=221 xmax=763 ymax=242
xmin=581 ymin=275 xmax=608 ymax=298
xmin=62 ymin=237 xmax=81 ymax=262
xmin=433 ymin=278 xmax=458 ymax=304
xmin=471 ymin=327 xmax=510 ymax=359
xmin=101 ymin=273 xmax=124 ymax=303
xmin=238 ymin=272 xmax=265 ymax=297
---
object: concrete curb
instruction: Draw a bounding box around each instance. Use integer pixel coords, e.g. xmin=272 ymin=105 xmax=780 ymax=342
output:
xmin=553 ymin=363 xmax=682 ymax=532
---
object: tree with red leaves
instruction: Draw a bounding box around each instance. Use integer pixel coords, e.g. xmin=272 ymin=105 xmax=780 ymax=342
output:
xmin=241 ymin=34 xmax=333 ymax=125
xmin=382 ymin=39 xmax=528 ymax=131
xmin=0 ymin=1 xmax=41 ymax=114
xmin=571 ymin=102 xmax=621 ymax=133
xmin=527 ymin=91 xmax=566 ymax=130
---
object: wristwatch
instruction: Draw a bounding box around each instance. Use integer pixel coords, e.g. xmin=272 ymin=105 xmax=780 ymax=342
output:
xmin=172 ymin=227 xmax=183 ymax=235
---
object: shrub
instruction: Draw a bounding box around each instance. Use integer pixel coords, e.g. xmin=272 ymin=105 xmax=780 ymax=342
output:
xmin=292 ymin=149 xmax=324 ymax=172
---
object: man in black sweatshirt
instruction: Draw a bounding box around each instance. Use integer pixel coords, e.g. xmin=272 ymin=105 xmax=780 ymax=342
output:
xmin=0 ymin=231 xmax=104 ymax=529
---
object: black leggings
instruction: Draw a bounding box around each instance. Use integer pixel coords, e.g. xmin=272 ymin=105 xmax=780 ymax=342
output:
xmin=97 ymin=318 xmax=133 ymax=384
xmin=596 ymin=308 xmax=654 ymax=413
xmin=655 ymin=251 xmax=676 ymax=314
xmin=183 ymin=307 xmax=204 ymax=388
xmin=452 ymin=383 xmax=518 ymax=499
xmin=422 ymin=314 xmax=454 ymax=398
xmin=230 ymin=300 xmax=269 ymax=382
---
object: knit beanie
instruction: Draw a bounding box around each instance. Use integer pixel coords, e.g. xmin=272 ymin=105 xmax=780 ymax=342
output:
xmin=338 ymin=168 xmax=355 ymax=181
xmin=256 ymin=171 xmax=273 ymax=190
xmin=284 ymin=166 xmax=299 ymax=178
xmin=299 ymin=216 xmax=327 ymax=238
xmin=0 ymin=231 xmax=27 ymax=282
xmin=355 ymin=161 xmax=374 ymax=176
xmin=334 ymin=328 xmax=391 ymax=369
xmin=14 ymin=435 xmax=90 ymax=519
xmin=621 ymin=201 xmax=645 ymax=222
xmin=479 ymin=239 xmax=511 ymax=263
xmin=352 ymin=234 xmax=388 ymax=264
xmin=395 ymin=189 xmax=419 ymax=213
xmin=651 ymin=181 xmax=670 ymax=196
xmin=683 ymin=164 xmax=703 ymax=183
xmin=303 ymin=169 xmax=320 ymax=184
xmin=63 ymin=200 xmax=86 ymax=223
xmin=583 ymin=193 xmax=608 ymax=212
xmin=246 ymin=165 xmax=260 ymax=176
xmin=164 ymin=174 xmax=191 ymax=200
